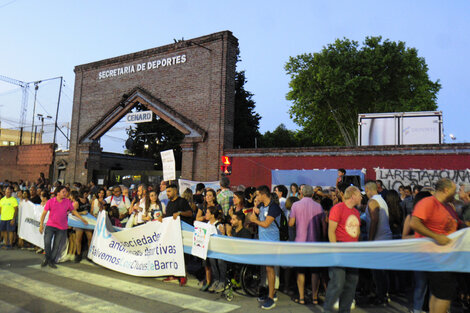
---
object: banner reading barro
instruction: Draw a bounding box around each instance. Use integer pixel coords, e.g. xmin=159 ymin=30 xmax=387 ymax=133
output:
xmin=88 ymin=211 xmax=185 ymax=277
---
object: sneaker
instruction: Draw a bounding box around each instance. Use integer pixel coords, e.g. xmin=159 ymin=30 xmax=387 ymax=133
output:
xmin=215 ymin=282 xmax=225 ymax=293
xmin=41 ymin=259 xmax=48 ymax=267
xmin=163 ymin=276 xmax=177 ymax=282
xmin=208 ymin=280 xmax=219 ymax=292
xmin=273 ymin=292 xmax=278 ymax=302
xmin=200 ymin=282 xmax=211 ymax=292
xmin=48 ymin=262 xmax=57 ymax=269
xmin=74 ymin=254 xmax=82 ymax=263
xmin=257 ymin=295 xmax=267 ymax=303
xmin=261 ymin=298 xmax=276 ymax=310
xmin=334 ymin=299 xmax=356 ymax=310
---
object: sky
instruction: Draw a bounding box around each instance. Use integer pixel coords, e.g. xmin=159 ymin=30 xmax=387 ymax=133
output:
xmin=1 ymin=0 xmax=469 ymax=152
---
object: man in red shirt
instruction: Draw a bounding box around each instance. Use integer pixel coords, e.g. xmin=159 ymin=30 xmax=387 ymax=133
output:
xmin=411 ymin=178 xmax=466 ymax=313
xmin=323 ymin=186 xmax=362 ymax=313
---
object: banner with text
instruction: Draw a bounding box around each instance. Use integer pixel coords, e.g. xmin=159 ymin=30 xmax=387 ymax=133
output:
xmin=18 ymin=201 xmax=46 ymax=249
xmin=375 ymin=168 xmax=470 ymax=190
xmin=161 ymin=149 xmax=176 ymax=181
xmin=191 ymin=221 xmax=214 ymax=260
xmin=178 ymin=179 xmax=221 ymax=195
xmin=88 ymin=211 xmax=185 ymax=277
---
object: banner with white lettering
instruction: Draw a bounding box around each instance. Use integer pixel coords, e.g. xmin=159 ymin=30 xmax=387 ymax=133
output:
xmin=161 ymin=149 xmax=176 ymax=181
xmin=178 ymin=179 xmax=220 ymax=195
xmin=191 ymin=221 xmax=215 ymax=260
xmin=375 ymin=168 xmax=470 ymax=190
xmin=18 ymin=201 xmax=46 ymax=249
xmin=88 ymin=211 xmax=185 ymax=277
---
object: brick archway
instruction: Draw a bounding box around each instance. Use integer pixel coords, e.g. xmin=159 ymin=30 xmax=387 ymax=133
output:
xmin=64 ymin=31 xmax=238 ymax=184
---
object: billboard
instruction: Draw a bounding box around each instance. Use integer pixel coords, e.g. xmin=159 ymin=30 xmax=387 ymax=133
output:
xmin=358 ymin=111 xmax=442 ymax=146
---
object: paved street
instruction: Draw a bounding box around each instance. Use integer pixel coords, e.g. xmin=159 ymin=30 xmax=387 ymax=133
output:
xmin=0 ymin=248 xmax=414 ymax=313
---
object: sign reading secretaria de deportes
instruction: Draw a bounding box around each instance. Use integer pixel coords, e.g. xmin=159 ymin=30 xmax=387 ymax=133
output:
xmin=126 ymin=111 xmax=153 ymax=123
xmin=98 ymin=54 xmax=187 ymax=80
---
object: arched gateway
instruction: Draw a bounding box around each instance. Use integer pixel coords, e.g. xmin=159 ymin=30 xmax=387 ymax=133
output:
xmin=61 ymin=31 xmax=238 ymax=184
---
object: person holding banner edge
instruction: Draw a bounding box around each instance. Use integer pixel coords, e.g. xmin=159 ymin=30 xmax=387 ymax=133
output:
xmin=39 ymin=185 xmax=88 ymax=268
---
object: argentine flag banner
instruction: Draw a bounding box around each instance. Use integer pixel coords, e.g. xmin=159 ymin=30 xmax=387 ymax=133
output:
xmin=88 ymin=211 xmax=186 ymax=277
xmin=181 ymin=223 xmax=470 ymax=273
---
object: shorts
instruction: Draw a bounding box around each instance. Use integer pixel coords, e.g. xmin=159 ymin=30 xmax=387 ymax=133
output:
xmin=0 ymin=219 xmax=16 ymax=232
xmin=428 ymin=271 xmax=457 ymax=300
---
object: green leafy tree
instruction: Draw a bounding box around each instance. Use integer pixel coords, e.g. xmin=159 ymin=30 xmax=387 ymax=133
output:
xmin=258 ymin=123 xmax=299 ymax=148
xmin=233 ymin=70 xmax=261 ymax=148
xmin=285 ymin=36 xmax=441 ymax=146
xmin=126 ymin=103 xmax=184 ymax=170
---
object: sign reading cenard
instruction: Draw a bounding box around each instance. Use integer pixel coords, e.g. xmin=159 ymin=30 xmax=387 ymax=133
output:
xmin=126 ymin=111 xmax=153 ymax=123
xmin=98 ymin=54 xmax=187 ymax=80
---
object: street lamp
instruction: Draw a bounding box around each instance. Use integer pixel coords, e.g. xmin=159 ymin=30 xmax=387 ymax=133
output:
xmin=36 ymin=114 xmax=53 ymax=144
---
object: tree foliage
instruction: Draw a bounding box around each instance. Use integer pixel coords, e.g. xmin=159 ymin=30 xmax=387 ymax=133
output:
xmin=125 ymin=103 xmax=184 ymax=170
xmin=233 ymin=71 xmax=261 ymax=148
xmin=285 ymin=36 xmax=441 ymax=146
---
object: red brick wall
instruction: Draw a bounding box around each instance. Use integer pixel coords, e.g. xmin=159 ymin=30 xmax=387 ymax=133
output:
xmin=225 ymin=144 xmax=470 ymax=187
xmin=0 ymin=144 xmax=53 ymax=183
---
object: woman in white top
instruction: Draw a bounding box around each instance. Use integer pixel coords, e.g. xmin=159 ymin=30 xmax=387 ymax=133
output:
xmin=91 ymin=188 xmax=106 ymax=217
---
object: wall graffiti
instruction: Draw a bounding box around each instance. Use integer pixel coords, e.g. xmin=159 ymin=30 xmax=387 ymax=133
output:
xmin=375 ymin=168 xmax=470 ymax=190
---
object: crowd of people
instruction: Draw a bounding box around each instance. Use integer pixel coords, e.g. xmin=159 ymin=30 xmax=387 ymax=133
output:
xmin=1 ymin=171 xmax=470 ymax=312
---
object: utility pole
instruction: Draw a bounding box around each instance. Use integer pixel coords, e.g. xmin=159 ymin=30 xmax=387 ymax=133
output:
xmin=50 ymin=77 xmax=63 ymax=183
xmin=31 ymin=83 xmax=39 ymax=144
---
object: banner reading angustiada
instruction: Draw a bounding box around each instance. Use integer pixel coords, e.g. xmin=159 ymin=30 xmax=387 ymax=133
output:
xmin=88 ymin=211 xmax=185 ymax=277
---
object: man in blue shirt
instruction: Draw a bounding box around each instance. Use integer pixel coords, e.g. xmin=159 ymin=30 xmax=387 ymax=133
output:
xmin=250 ymin=185 xmax=282 ymax=310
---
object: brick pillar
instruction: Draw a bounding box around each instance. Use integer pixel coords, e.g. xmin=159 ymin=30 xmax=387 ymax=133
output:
xmin=180 ymin=142 xmax=195 ymax=180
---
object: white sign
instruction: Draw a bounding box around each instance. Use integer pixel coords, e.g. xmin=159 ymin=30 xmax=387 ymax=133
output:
xmin=161 ymin=149 xmax=176 ymax=181
xmin=98 ymin=54 xmax=187 ymax=80
xmin=191 ymin=221 xmax=216 ymax=260
xmin=18 ymin=201 xmax=46 ymax=249
xmin=375 ymin=168 xmax=470 ymax=190
xmin=88 ymin=211 xmax=185 ymax=277
xmin=125 ymin=111 xmax=153 ymax=123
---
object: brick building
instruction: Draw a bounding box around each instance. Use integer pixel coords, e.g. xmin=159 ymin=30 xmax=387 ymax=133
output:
xmin=58 ymin=31 xmax=238 ymax=185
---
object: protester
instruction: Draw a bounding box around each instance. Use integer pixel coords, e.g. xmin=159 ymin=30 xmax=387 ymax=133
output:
xmin=410 ymin=178 xmax=467 ymax=313
xmin=39 ymin=186 xmax=88 ymax=268
xmin=323 ymin=186 xmax=362 ymax=313
xmin=71 ymin=190 xmax=93 ymax=263
xmin=288 ymin=184 xmax=326 ymax=305
xmin=0 ymin=186 xmax=18 ymax=249
xmin=143 ymin=190 xmax=164 ymax=222
xmin=91 ymin=188 xmax=106 ymax=217
xmin=205 ymin=206 xmax=227 ymax=293
xmin=217 ymin=177 xmax=234 ymax=218
xmin=250 ymin=185 xmax=282 ymax=310
xmin=289 ymin=183 xmax=299 ymax=198
xmin=105 ymin=185 xmax=131 ymax=222
xmin=195 ymin=189 xmax=218 ymax=222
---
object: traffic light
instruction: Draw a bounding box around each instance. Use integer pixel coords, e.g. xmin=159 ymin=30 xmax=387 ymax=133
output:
xmin=221 ymin=155 xmax=232 ymax=175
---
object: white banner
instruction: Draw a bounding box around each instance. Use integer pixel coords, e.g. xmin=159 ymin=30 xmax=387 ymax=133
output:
xmin=88 ymin=211 xmax=185 ymax=277
xmin=18 ymin=201 xmax=46 ymax=249
xmin=178 ymin=179 xmax=220 ymax=195
xmin=191 ymin=221 xmax=214 ymax=260
xmin=161 ymin=149 xmax=176 ymax=181
xmin=375 ymin=168 xmax=470 ymax=190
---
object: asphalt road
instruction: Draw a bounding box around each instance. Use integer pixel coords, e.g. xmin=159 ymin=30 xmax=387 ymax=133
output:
xmin=0 ymin=248 xmax=416 ymax=313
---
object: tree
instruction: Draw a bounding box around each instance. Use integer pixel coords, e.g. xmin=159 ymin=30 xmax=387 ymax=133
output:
xmin=258 ymin=123 xmax=299 ymax=148
xmin=285 ymin=36 xmax=441 ymax=146
xmin=233 ymin=71 xmax=261 ymax=148
xmin=126 ymin=103 xmax=184 ymax=170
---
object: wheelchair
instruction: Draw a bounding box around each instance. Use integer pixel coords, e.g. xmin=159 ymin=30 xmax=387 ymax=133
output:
xmin=220 ymin=263 xmax=261 ymax=301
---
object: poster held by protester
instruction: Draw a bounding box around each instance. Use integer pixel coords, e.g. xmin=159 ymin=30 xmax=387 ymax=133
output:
xmin=191 ymin=221 xmax=215 ymax=260
xmin=178 ymin=179 xmax=220 ymax=195
xmin=161 ymin=149 xmax=176 ymax=181
xmin=88 ymin=211 xmax=185 ymax=277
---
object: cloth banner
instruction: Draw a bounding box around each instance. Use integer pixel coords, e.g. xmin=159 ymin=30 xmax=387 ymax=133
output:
xmin=178 ymin=179 xmax=220 ymax=195
xmin=271 ymin=169 xmax=365 ymax=190
xmin=375 ymin=168 xmax=470 ymax=190
xmin=181 ymin=223 xmax=470 ymax=273
xmin=18 ymin=201 xmax=46 ymax=249
xmin=191 ymin=221 xmax=214 ymax=260
xmin=88 ymin=211 xmax=185 ymax=277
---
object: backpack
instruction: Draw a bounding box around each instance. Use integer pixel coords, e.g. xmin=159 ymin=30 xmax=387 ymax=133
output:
xmin=274 ymin=211 xmax=289 ymax=241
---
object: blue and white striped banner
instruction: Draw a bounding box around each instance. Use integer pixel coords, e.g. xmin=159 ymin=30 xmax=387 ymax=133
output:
xmin=181 ymin=223 xmax=470 ymax=273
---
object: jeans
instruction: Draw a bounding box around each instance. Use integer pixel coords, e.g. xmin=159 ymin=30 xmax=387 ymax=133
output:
xmin=372 ymin=269 xmax=389 ymax=300
xmin=209 ymin=258 xmax=227 ymax=283
xmin=324 ymin=267 xmax=359 ymax=313
xmin=44 ymin=226 xmax=67 ymax=263
xmin=412 ymin=271 xmax=427 ymax=313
